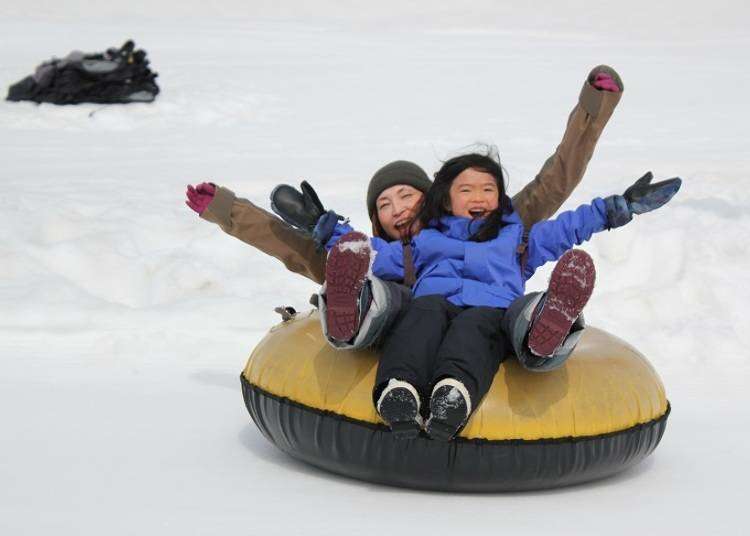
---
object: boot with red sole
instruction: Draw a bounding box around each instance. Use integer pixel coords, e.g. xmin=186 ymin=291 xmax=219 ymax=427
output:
xmin=324 ymin=231 xmax=373 ymax=342
xmin=527 ymin=249 xmax=596 ymax=358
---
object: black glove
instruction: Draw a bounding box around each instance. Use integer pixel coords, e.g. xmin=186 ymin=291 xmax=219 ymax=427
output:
xmin=271 ymin=181 xmax=327 ymax=232
xmin=605 ymin=172 xmax=682 ymax=229
xmin=270 ymin=181 xmax=343 ymax=250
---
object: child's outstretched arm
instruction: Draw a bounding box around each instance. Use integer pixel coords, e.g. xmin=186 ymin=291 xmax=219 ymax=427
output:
xmin=524 ymin=171 xmax=682 ymax=277
xmin=267 ymin=180 xmax=409 ymax=281
xmin=524 ymin=200 xmax=608 ymax=277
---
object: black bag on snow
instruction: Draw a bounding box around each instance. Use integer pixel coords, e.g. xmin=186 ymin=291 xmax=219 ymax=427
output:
xmin=6 ymin=40 xmax=160 ymax=105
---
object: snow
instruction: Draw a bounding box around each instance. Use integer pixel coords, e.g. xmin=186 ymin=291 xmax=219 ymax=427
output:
xmin=337 ymin=236 xmax=371 ymax=255
xmin=1 ymin=0 xmax=749 ymax=534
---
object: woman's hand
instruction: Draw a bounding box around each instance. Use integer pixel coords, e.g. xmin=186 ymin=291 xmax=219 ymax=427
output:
xmin=185 ymin=182 xmax=216 ymax=215
xmin=592 ymin=72 xmax=620 ymax=92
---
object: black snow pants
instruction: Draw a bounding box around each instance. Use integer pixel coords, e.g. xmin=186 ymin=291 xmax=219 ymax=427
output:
xmin=373 ymin=294 xmax=510 ymax=411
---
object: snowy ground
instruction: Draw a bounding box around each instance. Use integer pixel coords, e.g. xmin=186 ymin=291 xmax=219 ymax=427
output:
xmin=2 ymin=1 xmax=749 ymax=534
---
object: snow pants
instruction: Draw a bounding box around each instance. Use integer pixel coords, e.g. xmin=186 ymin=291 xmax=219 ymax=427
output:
xmin=373 ymin=295 xmax=511 ymax=411
xmin=319 ymin=277 xmax=412 ymax=350
xmin=327 ymin=276 xmax=584 ymax=372
xmin=501 ymin=291 xmax=585 ymax=372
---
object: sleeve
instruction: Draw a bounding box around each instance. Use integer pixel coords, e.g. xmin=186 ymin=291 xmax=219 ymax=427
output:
xmin=200 ymin=185 xmax=326 ymax=284
xmin=324 ymin=221 xmax=355 ymax=251
xmin=370 ymin=237 xmax=406 ymax=282
xmin=524 ymin=198 xmax=608 ymax=278
xmin=511 ymin=65 xmax=624 ymax=229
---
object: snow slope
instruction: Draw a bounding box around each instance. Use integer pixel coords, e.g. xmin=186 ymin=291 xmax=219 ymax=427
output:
xmin=1 ymin=1 xmax=749 ymax=534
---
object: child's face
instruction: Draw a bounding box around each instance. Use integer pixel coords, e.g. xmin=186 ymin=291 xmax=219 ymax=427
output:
xmin=448 ymin=168 xmax=499 ymax=219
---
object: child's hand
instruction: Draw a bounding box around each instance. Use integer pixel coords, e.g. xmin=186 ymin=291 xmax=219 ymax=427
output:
xmin=270 ymin=181 xmax=344 ymax=250
xmin=312 ymin=210 xmax=345 ymax=251
xmin=624 ymin=172 xmax=682 ymax=214
xmin=270 ymin=180 xmax=327 ymax=232
xmin=605 ymin=172 xmax=682 ymax=228
xmin=185 ymin=182 xmax=216 ymax=214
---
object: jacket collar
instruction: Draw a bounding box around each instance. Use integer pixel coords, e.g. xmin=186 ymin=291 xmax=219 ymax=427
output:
xmin=435 ymin=210 xmax=523 ymax=240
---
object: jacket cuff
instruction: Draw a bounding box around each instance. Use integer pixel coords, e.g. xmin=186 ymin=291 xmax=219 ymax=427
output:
xmin=603 ymin=195 xmax=632 ymax=229
xmin=578 ymin=65 xmax=624 ymax=119
xmin=200 ymin=185 xmax=235 ymax=227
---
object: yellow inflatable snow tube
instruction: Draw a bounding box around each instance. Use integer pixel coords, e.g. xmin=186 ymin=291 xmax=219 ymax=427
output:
xmin=241 ymin=310 xmax=670 ymax=491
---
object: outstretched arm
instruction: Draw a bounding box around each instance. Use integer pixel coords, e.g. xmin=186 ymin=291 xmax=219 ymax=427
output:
xmin=524 ymin=172 xmax=682 ymax=277
xmin=268 ymin=180 xmax=406 ymax=281
xmin=524 ymin=199 xmax=608 ymax=278
xmin=186 ymin=182 xmax=326 ymax=284
xmin=512 ymin=65 xmax=624 ymax=229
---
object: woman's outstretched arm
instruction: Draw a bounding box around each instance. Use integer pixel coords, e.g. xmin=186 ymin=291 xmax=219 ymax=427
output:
xmin=512 ymin=65 xmax=624 ymax=229
xmin=187 ymin=182 xmax=327 ymax=284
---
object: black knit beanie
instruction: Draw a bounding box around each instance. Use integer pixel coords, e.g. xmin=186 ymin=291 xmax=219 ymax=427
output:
xmin=366 ymin=160 xmax=432 ymax=218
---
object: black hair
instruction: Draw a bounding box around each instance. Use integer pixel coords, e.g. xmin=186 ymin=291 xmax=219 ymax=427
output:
xmin=418 ymin=147 xmax=512 ymax=242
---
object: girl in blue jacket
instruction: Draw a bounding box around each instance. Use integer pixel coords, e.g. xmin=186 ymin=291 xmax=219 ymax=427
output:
xmin=324 ymin=150 xmax=680 ymax=440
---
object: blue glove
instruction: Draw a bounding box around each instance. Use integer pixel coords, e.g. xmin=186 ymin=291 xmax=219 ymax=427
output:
xmin=312 ymin=210 xmax=343 ymax=251
xmin=605 ymin=172 xmax=682 ymax=229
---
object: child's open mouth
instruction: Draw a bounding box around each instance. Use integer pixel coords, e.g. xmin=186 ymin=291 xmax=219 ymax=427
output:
xmin=469 ymin=209 xmax=488 ymax=218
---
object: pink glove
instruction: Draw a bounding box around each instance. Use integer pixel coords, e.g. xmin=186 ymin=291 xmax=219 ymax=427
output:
xmin=185 ymin=182 xmax=216 ymax=215
xmin=592 ymin=72 xmax=620 ymax=92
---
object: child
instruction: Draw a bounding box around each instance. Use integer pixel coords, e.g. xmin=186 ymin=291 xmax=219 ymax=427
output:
xmin=323 ymin=150 xmax=680 ymax=440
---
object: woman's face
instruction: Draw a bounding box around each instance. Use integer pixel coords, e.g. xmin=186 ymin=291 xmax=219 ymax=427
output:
xmin=375 ymin=184 xmax=424 ymax=240
xmin=448 ymin=168 xmax=499 ymax=219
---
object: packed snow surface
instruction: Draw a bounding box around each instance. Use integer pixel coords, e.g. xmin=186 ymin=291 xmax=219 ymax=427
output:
xmin=1 ymin=1 xmax=749 ymax=534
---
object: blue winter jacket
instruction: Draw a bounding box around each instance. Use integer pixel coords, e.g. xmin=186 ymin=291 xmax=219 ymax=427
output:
xmin=326 ymin=199 xmax=609 ymax=309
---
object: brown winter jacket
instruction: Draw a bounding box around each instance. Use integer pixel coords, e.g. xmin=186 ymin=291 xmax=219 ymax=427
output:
xmin=200 ymin=65 xmax=623 ymax=286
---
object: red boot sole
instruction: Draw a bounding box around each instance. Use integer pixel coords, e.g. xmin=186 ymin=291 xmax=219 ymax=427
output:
xmin=325 ymin=231 xmax=371 ymax=342
xmin=527 ymin=249 xmax=596 ymax=358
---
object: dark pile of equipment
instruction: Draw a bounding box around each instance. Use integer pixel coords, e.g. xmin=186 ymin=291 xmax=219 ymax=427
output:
xmin=6 ymin=40 xmax=159 ymax=105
